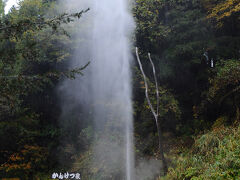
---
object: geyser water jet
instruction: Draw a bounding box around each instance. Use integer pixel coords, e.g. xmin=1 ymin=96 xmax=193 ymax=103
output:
xmin=60 ymin=0 xmax=135 ymax=179
xmin=91 ymin=1 xmax=135 ymax=179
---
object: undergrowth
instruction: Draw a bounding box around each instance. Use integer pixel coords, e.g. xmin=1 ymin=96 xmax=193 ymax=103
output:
xmin=160 ymin=121 xmax=240 ymax=180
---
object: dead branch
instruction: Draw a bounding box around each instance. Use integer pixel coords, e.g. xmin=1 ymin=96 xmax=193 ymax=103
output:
xmin=136 ymin=47 xmax=167 ymax=174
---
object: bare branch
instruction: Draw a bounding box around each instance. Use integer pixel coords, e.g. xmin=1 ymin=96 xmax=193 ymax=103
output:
xmin=0 ymin=61 xmax=90 ymax=80
xmin=136 ymin=47 xmax=168 ymax=174
xmin=136 ymin=47 xmax=157 ymax=120
xmin=0 ymin=9 xmax=90 ymax=31
xmin=148 ymin=53 xmax=160 ymax=117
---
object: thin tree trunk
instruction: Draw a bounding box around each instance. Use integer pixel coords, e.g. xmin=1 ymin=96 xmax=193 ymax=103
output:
xmin=136 ymin=47 xmax=167 ymax=175
xmin=157 ymin=122 xmax=168 ymax=174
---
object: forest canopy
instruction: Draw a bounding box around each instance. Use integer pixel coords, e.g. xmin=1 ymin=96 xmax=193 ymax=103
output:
xmin=0 ymin=0 xmax=240 ymax=179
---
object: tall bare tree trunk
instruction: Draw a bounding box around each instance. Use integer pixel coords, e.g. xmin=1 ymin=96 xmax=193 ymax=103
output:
xmin=136 ymin=47 xmax=168 ymax=175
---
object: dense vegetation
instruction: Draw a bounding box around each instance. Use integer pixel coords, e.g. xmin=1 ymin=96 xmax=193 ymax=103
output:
xmin=0 ymin=0 xmax=239 ymax=179
xmin=0 ymin=0 xmax=89 ymax=178
xmin=134 ymin=0 xmax=240 ymax=179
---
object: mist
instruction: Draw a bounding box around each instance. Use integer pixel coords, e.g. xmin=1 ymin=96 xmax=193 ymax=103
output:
xmin=58 ymin=0 xmax=135 ymax=179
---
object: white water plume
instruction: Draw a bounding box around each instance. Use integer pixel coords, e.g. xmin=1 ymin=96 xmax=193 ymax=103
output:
xmin=59 ymin=0 xmax=135 ymax=179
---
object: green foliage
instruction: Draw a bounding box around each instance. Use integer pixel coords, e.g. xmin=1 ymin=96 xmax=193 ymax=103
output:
xmin=134 ymin=0 xmax=213 ymax=133
xmin=134 ymin=1 xmax=240 ymax=178
xmin=208 ymin=60 xmax=240 ymax=102
xmin=133 ymin=68 xmax=181 ymax=155
xmin=134 ymin=0 xmax=171 ymax=51
xmin=0 ymin=0 xmax=89 ymax=178
xmin=134 ymin=0 xmax=240 ymax=133
xmin=161 ymin=124 xmax=240 ymax=179
xmin=207 ymin=0 xmax=240 ymax=27
xmin=0 ymin=0 xmax=6 ymax=18
xmin=0 ymin=0 xmax=239 ymax=178
xmin=196 ymin=59 xmax=240 ymax=127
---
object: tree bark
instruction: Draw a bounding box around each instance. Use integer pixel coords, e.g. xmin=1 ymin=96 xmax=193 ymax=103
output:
xmin=136 ymin=47 xmax=167 ymax=175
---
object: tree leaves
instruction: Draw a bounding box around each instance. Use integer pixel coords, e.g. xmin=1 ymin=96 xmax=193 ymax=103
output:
xmin=207 ymin=0 xmax=240 ymax=27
